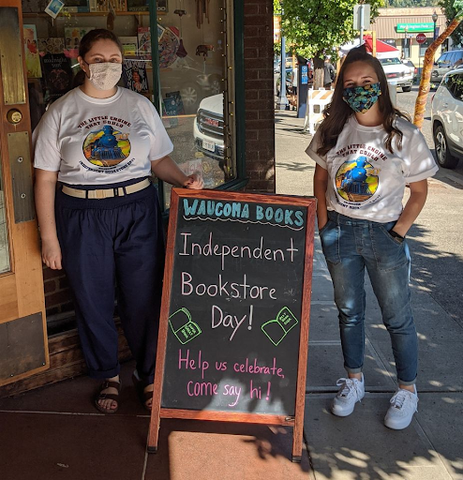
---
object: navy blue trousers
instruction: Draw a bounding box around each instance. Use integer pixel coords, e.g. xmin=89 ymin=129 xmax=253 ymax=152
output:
xmin=55 ymin=179 xmax=164 ymax=383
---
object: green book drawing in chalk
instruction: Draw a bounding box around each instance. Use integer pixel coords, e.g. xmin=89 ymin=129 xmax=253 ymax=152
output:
xmin=169 ymin=307 xmax=202 ymax=345
xmin=261 ymin=306 xmax=299 ymax=346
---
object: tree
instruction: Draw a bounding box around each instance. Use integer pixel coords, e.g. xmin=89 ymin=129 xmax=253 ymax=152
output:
xmin=280 ymin=0 xmax=383 ymax=88
xmin=439 ymin=0 xmax=463 ymax=45
xmin=414 ymin=1 xmax=463 ymax=127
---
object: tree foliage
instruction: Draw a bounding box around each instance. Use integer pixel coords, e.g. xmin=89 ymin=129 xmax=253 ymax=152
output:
xmin=280 ymin=0 xmax=384 ymax=61
xmin=386 ymin=0 xmax=439 ymax=6
xmin=438 ymin=0 xmax=463 ymax=45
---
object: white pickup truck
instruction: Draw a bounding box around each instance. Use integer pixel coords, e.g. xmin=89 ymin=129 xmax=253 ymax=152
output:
xmin=193 ymin=94 xmax=224 ymax=160
xmin=379 ymin=56 xmax=414 ymax=92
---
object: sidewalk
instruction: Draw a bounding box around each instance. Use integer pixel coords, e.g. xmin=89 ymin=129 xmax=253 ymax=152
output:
xmin=276 ymin=110 xmax=463 ymax=480
xmin=0 ymin=111 xmax=462 ymax=480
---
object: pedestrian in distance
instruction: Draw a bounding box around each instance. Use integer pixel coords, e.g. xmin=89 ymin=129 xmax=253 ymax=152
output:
xmin=292 ymin=65 xmax=298 ymax=95
xmin=33 ymin=29 xmax=203 ymax=415
xmin=306 ymin=45 xmax=438 ymax=430
xmin=323 ymin=56 xmax=336 ymax=89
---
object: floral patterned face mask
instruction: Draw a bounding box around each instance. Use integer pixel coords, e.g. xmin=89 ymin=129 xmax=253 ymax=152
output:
xmin=342 ymin=82 xmax=382 ymax=114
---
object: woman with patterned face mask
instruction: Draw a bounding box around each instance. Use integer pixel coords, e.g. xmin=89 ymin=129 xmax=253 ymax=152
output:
xmin=306 ymin=45 xmax=438 ymax=430
xmin=33 ymin=29 xmax=203 ymax=414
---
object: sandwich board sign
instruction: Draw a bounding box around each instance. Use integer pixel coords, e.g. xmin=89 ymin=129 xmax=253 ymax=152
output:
xmin=148 ymin=188 xmax=316 ymax=462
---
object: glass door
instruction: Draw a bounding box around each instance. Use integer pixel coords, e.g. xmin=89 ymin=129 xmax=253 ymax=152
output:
xmin=0 ymin=0 xmax=48 ymax=387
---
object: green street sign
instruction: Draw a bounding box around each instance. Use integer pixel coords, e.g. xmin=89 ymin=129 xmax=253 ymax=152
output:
xmin=396 ymin=23 xmax=435 ymax=33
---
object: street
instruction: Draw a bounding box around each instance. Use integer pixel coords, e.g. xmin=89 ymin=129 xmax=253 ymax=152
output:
xmin=275 ymin=85 xmax=463 ymax=326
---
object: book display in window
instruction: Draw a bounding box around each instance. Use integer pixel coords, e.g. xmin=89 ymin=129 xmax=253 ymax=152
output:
xmin=62 ymin=0 xmax=90 ymax=13
xmin=119 ymin=36 xmax=138 ymax=56
xmin=122 ymin=58 xmax=149 ymax=94
xmin=23 ymin=24 xmax=42 ymax=79
xmin=42 ymin=53 xmax=73 ymax=101
xmin=127 ymin=0 xmax=167 ymax=12
xmin=88 ymin=0 xmax=127 ymax=12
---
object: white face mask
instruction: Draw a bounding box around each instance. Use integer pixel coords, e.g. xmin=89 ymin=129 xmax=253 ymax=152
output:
xmin=86 ymin=62 xmax=122 ymax=91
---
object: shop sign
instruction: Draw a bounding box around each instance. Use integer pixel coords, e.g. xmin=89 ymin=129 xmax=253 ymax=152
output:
xmin=396 ymin=23 xmax=434 ymax=33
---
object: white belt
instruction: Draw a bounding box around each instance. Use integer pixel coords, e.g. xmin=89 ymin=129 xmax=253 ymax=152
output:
xmin=62 ymin=178 xmax=151 ymax=199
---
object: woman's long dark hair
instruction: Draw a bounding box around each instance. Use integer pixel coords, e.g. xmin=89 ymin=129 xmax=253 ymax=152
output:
xmin=73 ymin=29 xmax=123 ymax=87
xmin=317 ymin=45 xmax=409 ymax=156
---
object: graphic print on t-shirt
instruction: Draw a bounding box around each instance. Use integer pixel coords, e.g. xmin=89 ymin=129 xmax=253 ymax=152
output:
xmin=83 ymin=125 xmax=131 ymax=168
xmin=335 ymin=156 xmax=379 ymax=203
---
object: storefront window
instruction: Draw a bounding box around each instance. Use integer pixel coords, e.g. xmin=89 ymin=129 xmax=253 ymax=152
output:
xmin=20 ymin=0 xmax=238 ymax=332
xmin=22 ymin=0 xmax=236 ymax=211
xmin=158 ymin=1 xmax=235 ymax=207
xmin=0 ymin=166 xmax=11 ymax=274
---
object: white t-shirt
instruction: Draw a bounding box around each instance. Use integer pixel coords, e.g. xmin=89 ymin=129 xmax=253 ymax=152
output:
xmin=33 ymin=87 xmax=173 ymax=185
xmin=306 ymin=116 xmax=439 ymax=222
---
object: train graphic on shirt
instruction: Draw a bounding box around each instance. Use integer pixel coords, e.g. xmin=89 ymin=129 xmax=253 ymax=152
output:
xmin=82 ymin=125 xmax=131 ymax=167
xmin=335 ymin=156 xmax=379 ymax=203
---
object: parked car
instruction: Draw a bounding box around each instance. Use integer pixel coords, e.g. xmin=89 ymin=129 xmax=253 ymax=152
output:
xmin=402 ymin=59 xmax=418 ymax=83
xmin=431 ymin=69 xmax=463 ymax=169
xmin=431 ymin=50 xmax=463 ymax=85
xmin=379 ymin=56 xmax=413 ymax=92
xmin=193 ymin=93 xmax=225 ymax=161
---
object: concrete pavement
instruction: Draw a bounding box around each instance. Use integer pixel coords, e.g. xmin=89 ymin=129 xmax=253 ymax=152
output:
xmin=0 ymin=110 xmax=462 ymax=480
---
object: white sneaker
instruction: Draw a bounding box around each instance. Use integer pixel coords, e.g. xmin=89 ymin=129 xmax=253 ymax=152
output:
xmin=384 ymin=388 xmax=418 ymax=430
xmin=331 ymin=375 xmax=365 ymax=417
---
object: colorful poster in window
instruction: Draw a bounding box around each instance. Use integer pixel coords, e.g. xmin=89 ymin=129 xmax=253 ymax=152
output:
xmin=23 ymin=25 xmax=42 ymax=79
xmin=44 ymin=0 xmax=65 ymax=17
xmin=38 ymin=37 xmax=65 ymax=55
xmin=64 ymin=26 xmax=95 ymax=55
xmin=159 ymin=26 xmax=179 ymax=69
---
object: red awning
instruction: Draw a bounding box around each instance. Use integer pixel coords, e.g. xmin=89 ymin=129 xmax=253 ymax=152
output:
xmin=364 ymin=35 xmax=399 ymax=53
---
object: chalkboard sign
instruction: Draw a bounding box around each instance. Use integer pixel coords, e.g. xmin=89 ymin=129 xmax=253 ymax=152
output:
xmin=149 ymin=189 xmax=316 ymax=461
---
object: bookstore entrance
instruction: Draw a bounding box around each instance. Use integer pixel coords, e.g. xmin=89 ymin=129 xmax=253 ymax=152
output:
xmin=0 ymin=0 xmax=239 ymax=395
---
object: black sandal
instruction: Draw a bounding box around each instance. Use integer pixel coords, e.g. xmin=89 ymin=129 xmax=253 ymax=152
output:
xmin=132 ymin=373 xmax=153 ymax=411
xmin=94 ymin=380 xmax=121 ymax=414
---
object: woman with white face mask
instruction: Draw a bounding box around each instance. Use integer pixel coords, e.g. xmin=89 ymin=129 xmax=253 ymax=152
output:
xmin=33 ymin=29 xmax=203 ymax=414
xmin=307 ymin=45 xmax=438 ymax=431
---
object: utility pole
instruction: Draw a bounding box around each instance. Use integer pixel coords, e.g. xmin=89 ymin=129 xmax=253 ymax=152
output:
xmin=354 ymin=3 xmax=370 ymax=45
xmin=359 ymin=4 xmax=364 ymax=44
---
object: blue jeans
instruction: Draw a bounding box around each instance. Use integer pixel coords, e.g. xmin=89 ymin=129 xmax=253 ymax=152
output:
xmin=320 ymin=211 xmax=417 ymax=386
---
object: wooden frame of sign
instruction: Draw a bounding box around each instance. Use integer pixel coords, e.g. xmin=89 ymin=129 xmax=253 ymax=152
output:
xmin=148 ymin=188 xmax=316 ymax=462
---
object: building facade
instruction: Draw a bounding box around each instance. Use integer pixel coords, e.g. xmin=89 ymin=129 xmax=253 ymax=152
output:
xmin=0 ymin=0 xmax=276 ymax=396
xmin=371 ymin=7 xmax=448 ymax=66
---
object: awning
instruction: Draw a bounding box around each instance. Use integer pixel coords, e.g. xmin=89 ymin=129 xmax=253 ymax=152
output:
xmin=364 ymin=35 xmax=400 ymax=57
